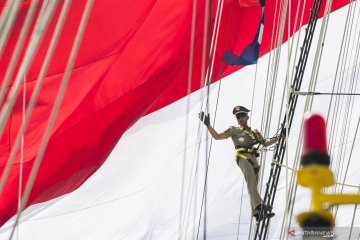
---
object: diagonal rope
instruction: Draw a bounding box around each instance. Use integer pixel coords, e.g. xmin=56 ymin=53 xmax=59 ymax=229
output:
xmin=0 ymin=0 xmax=72 ymax=201
xmin=0 ymin=0 xmax=39 ymax=108
xmin=8 ymin=1 xmax=94 ymax=239
xmin=270 ymin=160 xmax=360 ymax=189
xmin=0 ymin=0 xmax=60 ymax=199
xmin=0 ymin=0 xmax=58 ymax=140
xmin=0 ymin=0 xmax=22 ymax=60
xmin=178 ymin=0 xmax=198 ymax=238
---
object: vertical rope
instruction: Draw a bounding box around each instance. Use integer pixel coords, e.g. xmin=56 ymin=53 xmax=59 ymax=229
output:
xmin=197 ymin=0 xmax=227 ymax=237
xmin=333 ymin=0 xmax=359 ymax=199
xmin=256 ymin=0 xmax=326 ymax=237
xmin=326 ymin=0 xmax=354 ymax=163
xmin=183 ymin=0 xmax=222 ymax=237
xmin=236 ymin=182 xmax=245 ymax=240
xmin=282 ymin=0 xmax=292 ymax=237
xmin=251 ymin=0 xmax=292 ymax=238
xmin=275 ymin=0 xmax=307 ymax=133
xmin=322 ymin=1 xmax=353 ymax=200
xmin=334 ymin=116 xmax=360 ymax=220
xmin=281 ymin=0 xmax=334 ymax=235
xmin=15 ymin=73 xmax=26 ymax=240
xmin=330 ymin=1 xmax=357 ymax=195
xmin=178 ymin=0 xmax=198 ymax=238
xmin=348 ymin=185 xmax=360 ymax=240
xmin=258 ymin=0 xmax=290 ymax=195
xmin=192 ymin=0 xmax=211 ymax=235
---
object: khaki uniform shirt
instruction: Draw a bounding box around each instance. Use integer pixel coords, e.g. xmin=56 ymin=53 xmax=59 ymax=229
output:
xmin=222 ymin=125 xmax=262 ymax=148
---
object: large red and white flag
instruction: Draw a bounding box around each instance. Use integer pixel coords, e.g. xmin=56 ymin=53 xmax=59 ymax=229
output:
xmin=0 ymin=0 xmax=359 ymax=239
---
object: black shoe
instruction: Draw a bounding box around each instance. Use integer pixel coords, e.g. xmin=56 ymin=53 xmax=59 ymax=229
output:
xmin=254 ymin=212 xmax=275 ymax=222
xmin=255 ymin=204 xmax=272 ymax=213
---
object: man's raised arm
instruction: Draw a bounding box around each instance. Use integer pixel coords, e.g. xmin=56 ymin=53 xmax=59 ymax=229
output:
xmin=199 ymin=111 xmax=229 ymax=140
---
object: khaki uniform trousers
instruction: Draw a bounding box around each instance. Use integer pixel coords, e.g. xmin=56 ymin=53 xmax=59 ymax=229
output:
xmin=236 ymin=154 xmax=262 ymax=214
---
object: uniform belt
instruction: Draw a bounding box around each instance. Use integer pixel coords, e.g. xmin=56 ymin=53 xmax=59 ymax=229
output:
xmin=235 ymin=146 xmax=258 ymax=154
xmin=235 ymin=146 xmax=260 ymax=160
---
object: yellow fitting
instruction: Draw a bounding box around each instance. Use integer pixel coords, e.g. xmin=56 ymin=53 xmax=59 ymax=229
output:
xmin=297 ymin=165 xmax=360 ymax=229
xmin=297 ymin=166 xmax=335 ymax=188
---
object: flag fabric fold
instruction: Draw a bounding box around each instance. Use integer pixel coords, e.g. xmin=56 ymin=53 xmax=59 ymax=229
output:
xmin=222 ymin=7 xmax=265 ymax=66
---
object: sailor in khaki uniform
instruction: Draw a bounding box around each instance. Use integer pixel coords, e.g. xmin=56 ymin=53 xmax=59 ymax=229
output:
xmin=199 ymin=106 xmax=278 ymax=221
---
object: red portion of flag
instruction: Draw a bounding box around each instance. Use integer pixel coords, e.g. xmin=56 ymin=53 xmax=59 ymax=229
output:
xmin=238 ymin=0 xmax=262 ymax=8
xmin=0 ymin=0 xmax=350 ymax=226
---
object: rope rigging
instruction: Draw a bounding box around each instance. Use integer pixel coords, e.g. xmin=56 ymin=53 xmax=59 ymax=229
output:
xmin=178 ymin=0 xmax=199 ymax=238
xmin=326 ymin=0 xmax=358 ymax=202
xmin=326 ymin=0 xmax=357 ymax=170
xmin=293 ymin=91 xmax=360 ymax=96
xmin=181 ymin=0 xmax=213 ymax=234
xmin=281 ymin=0 xmax=332 ymax=234
xmin=196 ymin=0 xmax=215 ymax=237
xmin=3 ymin=1 xmax=95 ymax=238
xmin=1 ymin=0 xmax=359 ymax=239
xmin=254 ymin=0 xmax=325 ymax=238
xmin=190 ymin=0 xmax=360 ymax=238
xmin=253 ymin=8 xmax=286 ymax=231
xmin=252 ymin=0 xmax=309 ymax=237
xmin=181 ymin=0 xmax=230 ymax=239
xmin=280 ymin=0 xmax=334 ymax=235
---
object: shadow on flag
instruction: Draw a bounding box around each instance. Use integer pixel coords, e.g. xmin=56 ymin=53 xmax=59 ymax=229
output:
xmin=223 ymin=5 xmax=264 ymax=66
